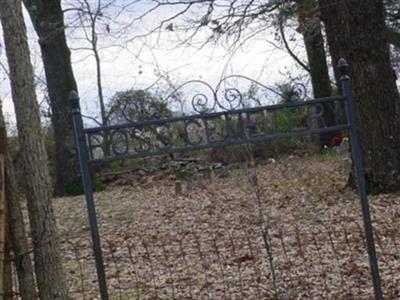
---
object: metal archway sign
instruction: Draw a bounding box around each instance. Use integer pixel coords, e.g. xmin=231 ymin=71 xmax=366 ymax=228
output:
xmin=70 ymin=59 xmax=383 ymax=300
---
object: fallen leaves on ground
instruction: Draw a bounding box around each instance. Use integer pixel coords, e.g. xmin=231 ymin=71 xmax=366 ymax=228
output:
xmin=54 ymin=154 xmax=400 ymax=299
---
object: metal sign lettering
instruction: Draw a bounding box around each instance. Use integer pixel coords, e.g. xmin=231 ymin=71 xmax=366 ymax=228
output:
xmin=83 ymin=98 xmax=347 ymax=165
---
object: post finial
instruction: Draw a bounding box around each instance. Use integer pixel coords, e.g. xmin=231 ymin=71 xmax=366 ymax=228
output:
xmin=337 ymin=58 xmax=349 ymax=77
xmin=69 ymin=90 xmax=80 ymax=112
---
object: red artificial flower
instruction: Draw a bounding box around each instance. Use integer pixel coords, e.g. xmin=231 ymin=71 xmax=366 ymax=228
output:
xmin=331 ymin=135 xmax=343 ymax=146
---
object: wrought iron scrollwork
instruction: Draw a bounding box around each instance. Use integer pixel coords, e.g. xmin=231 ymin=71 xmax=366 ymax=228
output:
xmin=82 ymin=75 xmax=348 ymax=163
xmin=120 ymin=101 xmax=140 ymax=123
xmin=164 ymin=75 xmax=309 ymax=116
xmin=214 ymin=75 xmax=283 ymax=110
xmin=289 ymin=82 xmax=309 ymax=102
xmin=166 ymin=80 xmax=217 ymax=114
xmin=191 ymin=93 xmax=214 ymax=113
xmin=84 ymin=95 xmax=348 ymax=164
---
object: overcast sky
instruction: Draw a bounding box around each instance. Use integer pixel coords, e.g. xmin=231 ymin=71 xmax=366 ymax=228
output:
xmin=0 ymin=0 xmax=305 ymax=128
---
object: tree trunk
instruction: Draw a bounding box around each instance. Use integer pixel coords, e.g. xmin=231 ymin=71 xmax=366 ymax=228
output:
xmin=0 ymin=104 xmax=36 ymax=300
xmin=5 ymin=155 xmax=37 ymax=300
xmin=23 ymin=0 xmax=79 ymax=196
xmin=297 ymin=0 xmax=335 ymax=148
xmin=0 ymin=115 xmax=13 ymax=299
xmin=319 ymin=0 xmax=400 ymax=193
xmin=0 ymin=0 xmax=69 ymax=299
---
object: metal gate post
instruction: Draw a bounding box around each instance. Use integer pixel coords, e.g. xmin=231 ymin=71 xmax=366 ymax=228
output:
xmin=338 ymin=58 xmax=383 ymax=300
xmin=70 ymin=91 xmax=109 ymax=300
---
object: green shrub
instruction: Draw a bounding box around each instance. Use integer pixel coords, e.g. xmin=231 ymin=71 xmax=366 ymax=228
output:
xmin=107 ymin=89 xmax=172 ymax=124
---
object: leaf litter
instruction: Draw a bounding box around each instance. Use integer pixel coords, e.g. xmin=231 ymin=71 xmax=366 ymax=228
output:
xmin=53 ymin=154 xmax=400 ymax=299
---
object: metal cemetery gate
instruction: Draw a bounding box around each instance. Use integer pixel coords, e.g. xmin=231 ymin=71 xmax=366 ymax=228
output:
xmin=70 ymin=59 xmax=383 ymax=300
